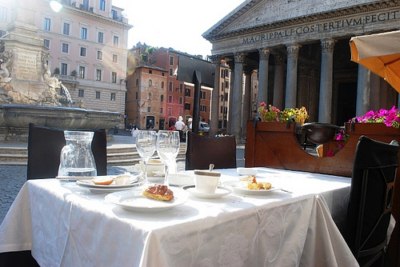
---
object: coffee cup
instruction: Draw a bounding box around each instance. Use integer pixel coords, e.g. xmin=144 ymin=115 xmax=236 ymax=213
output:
xmin=194 ymin=170 xmax=221 ymax=194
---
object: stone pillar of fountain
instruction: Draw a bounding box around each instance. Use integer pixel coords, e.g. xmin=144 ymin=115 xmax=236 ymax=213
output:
xmin=0 ymin=1 xmax=61 ymax=106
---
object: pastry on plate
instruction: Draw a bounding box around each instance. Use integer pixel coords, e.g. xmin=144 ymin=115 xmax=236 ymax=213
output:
xmin=143 ymin=184 xmax=174 ymax=201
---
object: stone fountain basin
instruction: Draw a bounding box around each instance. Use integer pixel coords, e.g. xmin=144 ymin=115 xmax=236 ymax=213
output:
xmin=0 ymin=104 xmax=122 ymax=140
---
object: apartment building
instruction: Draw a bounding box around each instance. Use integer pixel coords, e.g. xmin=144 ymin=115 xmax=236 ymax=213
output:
xmin=0 ymin=0 xmax=131 ymax=115
xmin=127 ymin=45 xmax=215 ymax=131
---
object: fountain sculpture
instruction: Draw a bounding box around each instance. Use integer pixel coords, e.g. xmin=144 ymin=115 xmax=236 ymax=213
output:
xmin=0 ymin=2 xmax=121 ymax=141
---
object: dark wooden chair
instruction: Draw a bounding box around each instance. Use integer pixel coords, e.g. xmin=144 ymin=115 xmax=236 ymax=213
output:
xmin=185 ymin=132 xmax=236 ymax=170
xmin=342 ymin=135 xmax=399 ymax=267
xmin=27 ymin=123 xmax=107 ymax=179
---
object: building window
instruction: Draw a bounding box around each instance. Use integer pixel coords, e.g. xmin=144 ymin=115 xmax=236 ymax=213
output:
xmin=169 ymin=69 xmax=173 ymax=76
xmin=201 ymin=91 xmax=206 ymax=99
xmin=97 ymin=50 xmax=102 ymax=60
xmin=63 ymin=22 xmax=70 ymax=35
xmin=185 ymin=103 xmax=190 ymax=110
xmin=96 ymin=91 xmax=101 ymax=99
xmin=44 ymin=18 xmax=51 ymax=31
xmin=135 ymin=79 xmax=139 ymax=86
xmin=111 ymin=9 xmax=118 ymax=20
xmin=96 ymin=69 xmax=102 ymax=81
xmin=0 ymin=7 xmax=7 ymax=22
xmin=149 ymin=69 xmax=152 ymax=74
xmin=160 ymin=108 xmax=163 ymax=114
xmin=168 ymin=108 xmax=172 ymax=116
xmin=113 ymin=36 xmax=119 ymax=46
xmin=200 ymin=105 xmax=207 ymax=112
xmin=44 ymin=39 xmax=50 ymax=49
xmin=97 ymin=32 xmax=104 ymax=43
xmin=99 ymin=0 xmax=106 ymax=11
xmin=169 ymin=56 xmax=174 ymax=65
xmin=161 ymin=81 xmax=164 ymax=89
xmin=78 ymin=89 xmax=84 ymax=97
xmin=79 ymin=66 xmax=86 ymax=79
xmin=148 ymin=79 xmax=153 ymax=87
xmin=160 ymin=95 xmax=164 ymax=102
xmin=185 ymin=88 xmax=191 ymax=97
xmin=179 ymin=84 xmax=183 ymax=93
xmin=168 ymin=95 xmax=172 ymax=103
xmin=147 ymin=107 xmax=151 ymax=112
xmin=80 ymin=47 xmax=87 ymax=57
xmin=61 ymin=63 xmax=68 ymax=75
xmin=169 ymin=82 xmax=172 ymax=92
xmin=111 ymin=72 xmax=117 ymax=83
xmin=112 ymin=54 xmax=118 ymax=63
xmin=135 ymin=92 xmax=138 ymax=99
xmin=111 ymin=92 xmax=116 ymax=101
xmin=80 ymin=27 xmax=88 ymax=40
xmin=61 ymin=43 xmax=69 ymax=53
xmin=179 ymin=97 xmax=183 ymax=104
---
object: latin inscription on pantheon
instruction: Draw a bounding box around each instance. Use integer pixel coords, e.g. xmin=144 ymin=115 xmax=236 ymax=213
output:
xmin=242 ymin=10 xmax=400 ymax=45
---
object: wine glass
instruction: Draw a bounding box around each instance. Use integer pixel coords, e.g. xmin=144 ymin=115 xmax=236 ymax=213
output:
xmin=135 ymin=130 xmax=157 ymax=184
xmin=157 ymin=130 xmax=180 ymax=185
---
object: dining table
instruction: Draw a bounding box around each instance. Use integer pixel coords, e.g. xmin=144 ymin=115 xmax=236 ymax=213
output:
xmin=0 ymin=167 xmax=359 ymax=267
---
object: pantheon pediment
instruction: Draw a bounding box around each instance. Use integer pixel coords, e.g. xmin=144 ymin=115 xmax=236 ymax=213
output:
xmin=204 ymin=0 xmax=387 ymax=39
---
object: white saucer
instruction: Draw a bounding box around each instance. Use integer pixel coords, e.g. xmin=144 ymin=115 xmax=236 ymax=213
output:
xmin=182 ymin=185 xmax=232 ymax=199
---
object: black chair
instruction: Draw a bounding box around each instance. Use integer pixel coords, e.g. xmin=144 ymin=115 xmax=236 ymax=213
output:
xmin=342 ymin=136 xmax=399 ymax=267
xmin=27 ymin=123 xmax=107 ymax=179
xmin=185 ymin=132 xmax=236 ymax=170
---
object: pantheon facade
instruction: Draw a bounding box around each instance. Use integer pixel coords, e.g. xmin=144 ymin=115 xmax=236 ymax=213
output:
xmin=203 ymin=0 xmax=400 ymax=140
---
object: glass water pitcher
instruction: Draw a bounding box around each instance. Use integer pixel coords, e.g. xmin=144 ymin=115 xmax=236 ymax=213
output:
xmin=58 ymin=131 xmax=97 ymax=177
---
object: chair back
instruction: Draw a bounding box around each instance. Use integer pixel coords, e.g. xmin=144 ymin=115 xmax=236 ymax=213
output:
xmin=27 ymin=123 xmax=107 ymax=179
xmin=344 ymin=135 xmax=399 ymax=266
xmin=185 ymin=132 xmax=236 ymax=170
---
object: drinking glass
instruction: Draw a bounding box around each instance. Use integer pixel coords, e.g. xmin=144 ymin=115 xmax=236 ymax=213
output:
xmin=157 ymin=130 xmax=180 ymax=185
xmin=135 ymin=130 xmax=157 ymax=184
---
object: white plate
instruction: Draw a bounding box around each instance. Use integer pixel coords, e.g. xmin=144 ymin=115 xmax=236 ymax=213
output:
xmin=182 ymin=185 xmax=232 ymax=199
xmin=105 ymin=188 xmax=188 ymax=212
xmin=224 ymin=181 xmax=279 ymax=195
xmin=236 ymin=168 xmax=258 ymax=176
xmin=76 ymin=175 xmax=141 ymax=193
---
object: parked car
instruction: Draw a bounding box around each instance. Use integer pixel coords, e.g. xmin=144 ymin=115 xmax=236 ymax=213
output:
xmin=199 ymin=121 xmax=210 ymax=133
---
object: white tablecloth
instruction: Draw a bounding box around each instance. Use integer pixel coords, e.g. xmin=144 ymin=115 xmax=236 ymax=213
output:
xmin=0 ymin=168 xmax=359 ymax=267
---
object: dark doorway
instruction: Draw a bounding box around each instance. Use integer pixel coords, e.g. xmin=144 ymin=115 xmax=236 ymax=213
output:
xmin=159 ymin=118 xmax=165 ymax=130
xmin=336 ymin=82 xmax=357 ymax=125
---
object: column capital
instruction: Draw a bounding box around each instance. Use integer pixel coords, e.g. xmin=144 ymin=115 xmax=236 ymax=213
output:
xmin=321 ymin=39 xmax=336 ymax=53
xmin=258 ymin=48 xmax=270 ymax=60
xmin=234 ymin=52 xmax=246 ymax=63
xmin=286 ymin=44 xmax=301 ymax=57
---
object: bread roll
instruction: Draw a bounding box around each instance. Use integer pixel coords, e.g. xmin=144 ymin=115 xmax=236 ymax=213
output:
xmin=92 ymin=176 xmax=113 ymax=185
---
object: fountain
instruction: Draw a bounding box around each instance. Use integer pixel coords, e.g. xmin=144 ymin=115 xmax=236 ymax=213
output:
xmin=0 ymin=2 xmax=121 ymax=141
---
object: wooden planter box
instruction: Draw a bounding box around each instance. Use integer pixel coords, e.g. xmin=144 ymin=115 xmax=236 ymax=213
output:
xmin=245 ymin=120 xmax=400 ymax=265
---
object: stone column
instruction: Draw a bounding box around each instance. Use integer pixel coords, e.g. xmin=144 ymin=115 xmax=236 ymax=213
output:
xmin=210 ymin=55 xmax=221 ymax=136
xmin=318 ymin=39 xmax=336 ymax=123
xmin=273 ymin=54 xmax=285 ymax=110
xmin=242 ymin=70 xmax=252 ymax=140
xmin=356 ymin=65 xmax=371 ymax=116
xmin=231 ymin=53 xmax=245 ymax=141
xmin=257 ymin=48 xmax=270 ymax=105
xmin=285 ymin=44 xmax=300 ymax=108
